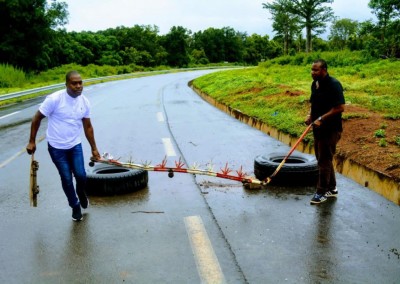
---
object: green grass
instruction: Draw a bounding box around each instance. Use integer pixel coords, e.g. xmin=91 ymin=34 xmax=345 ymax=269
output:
xmin=0 ymin=64 xmax=26 ymax=88
xmin=192 ymin=51 xmax=400 ymax=141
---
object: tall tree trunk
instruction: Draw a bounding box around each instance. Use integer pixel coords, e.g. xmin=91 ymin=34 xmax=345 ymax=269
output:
xmin=306 ymin=25 xmax=312 ymax=53
xmin=284 ymin=31 xmax=289 ymax=55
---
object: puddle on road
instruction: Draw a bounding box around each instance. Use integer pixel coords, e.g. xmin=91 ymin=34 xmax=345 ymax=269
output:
xmin=88 ymin=186 xmax=150 ymax=206
xmin=198 ymin=179 xmax=315 ymax=200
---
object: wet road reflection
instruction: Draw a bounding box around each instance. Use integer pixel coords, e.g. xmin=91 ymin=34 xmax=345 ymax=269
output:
xmin=308 ymin=200 xmax=337 ymax=282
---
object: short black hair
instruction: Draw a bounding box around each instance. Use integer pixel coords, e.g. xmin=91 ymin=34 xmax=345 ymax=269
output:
xmin=313 ymin=59 xmax=328 ymax=70
xmin=66 ymin=71 xmax=80 ymax=83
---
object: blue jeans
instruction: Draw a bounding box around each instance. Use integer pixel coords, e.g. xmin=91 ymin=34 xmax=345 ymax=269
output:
xmin=48 ymin=143 xmax=86 ymax=208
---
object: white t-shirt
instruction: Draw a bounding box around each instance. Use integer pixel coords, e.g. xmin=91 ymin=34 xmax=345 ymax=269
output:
xmin=39 ymin=89 xmax=91 ymax=149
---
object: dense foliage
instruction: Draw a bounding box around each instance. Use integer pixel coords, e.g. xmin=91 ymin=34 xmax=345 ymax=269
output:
xmin=0 ymin=0 xmax=399 ymax=76
xmin=0 ymin=0 xmax=68 ymax=71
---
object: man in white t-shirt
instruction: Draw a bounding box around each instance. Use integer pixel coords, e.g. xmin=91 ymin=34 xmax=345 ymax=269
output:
xmin=27 ymin=71 xmax=100 ymax=221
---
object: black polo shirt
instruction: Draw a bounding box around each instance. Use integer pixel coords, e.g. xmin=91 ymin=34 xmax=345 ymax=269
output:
xmin=310 ymin=74 xmax=345 ymax=133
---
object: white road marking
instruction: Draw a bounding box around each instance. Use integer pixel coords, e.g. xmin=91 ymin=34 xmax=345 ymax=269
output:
xmin=0 ymin=136 xmax=45 ymax=168
xmin=162 ymin=138 xmax=176 ymax=157
xmin=0 ymin=148 xmax=26 ymax=168
xmin=0 ymin=111 xmax=20 ymax=120
xmin=157 ymin=112 xmax=164 ymax=122
xmin=184 ymin=216 xmax=226 ymax=284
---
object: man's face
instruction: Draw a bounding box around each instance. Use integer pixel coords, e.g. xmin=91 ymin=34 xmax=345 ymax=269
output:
xmin=66 ymin=74 xmax=83 ymax=97
xmin=311 ymin=62 xmax=326 ymax=81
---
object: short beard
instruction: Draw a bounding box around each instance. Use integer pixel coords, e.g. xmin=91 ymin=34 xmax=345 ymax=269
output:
xmin=67 ymin=88 xmax=82 ymax=98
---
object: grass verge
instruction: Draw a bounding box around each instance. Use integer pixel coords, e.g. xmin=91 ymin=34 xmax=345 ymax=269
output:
xmin=192 ymin=53 xmax=400 ymax=143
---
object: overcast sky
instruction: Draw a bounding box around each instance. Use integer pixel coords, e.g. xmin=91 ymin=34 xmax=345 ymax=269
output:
xmin=62 ymin=0 xmax=375 ymax=37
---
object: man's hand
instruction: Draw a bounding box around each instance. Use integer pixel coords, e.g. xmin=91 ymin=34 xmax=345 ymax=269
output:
xmin=91 ymin=149 xmax=101 ymax=160
xmin=26 ymin=142 xmax=36 ymax=155
xmin=313 ymin=119 xmax=322 ymax=127
xmin=305 ymin=115 xmax=312 ymax=126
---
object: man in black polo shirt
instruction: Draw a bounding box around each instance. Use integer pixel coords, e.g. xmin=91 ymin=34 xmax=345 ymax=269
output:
xmin=305 ymin=59 xmax=345 ymax=204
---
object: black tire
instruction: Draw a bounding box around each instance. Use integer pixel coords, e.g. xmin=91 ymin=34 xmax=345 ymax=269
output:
xmin=254 ymin=152 xmax=318 ymax=186
xmin=86 ymin=164 xmax=148 ymax=196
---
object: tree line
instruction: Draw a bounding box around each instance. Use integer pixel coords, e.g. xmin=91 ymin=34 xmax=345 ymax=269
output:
xmin=0 ymin=0 xmax=399 ymax=73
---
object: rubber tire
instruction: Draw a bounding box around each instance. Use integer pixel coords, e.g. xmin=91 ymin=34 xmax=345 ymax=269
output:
xmin=86 ymin=164 xmax=148 ymax=196
xmin=254 ymin=152 xmax=318 ymax=186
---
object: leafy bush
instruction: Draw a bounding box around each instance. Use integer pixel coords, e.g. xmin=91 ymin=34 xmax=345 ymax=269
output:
xmin=260 ymin=50 xmax=375 ymax=68
xmin=374 ymin=129 xmax=386 ymax=138
xmin=395 ymin=136 xmax=400 ymax=147
xmin=378 ymin=138 xmax=387 ymax=147
xmin=0 ymin=64 xmax=26 ymax=88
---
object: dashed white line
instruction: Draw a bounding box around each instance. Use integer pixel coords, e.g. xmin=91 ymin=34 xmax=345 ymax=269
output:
xmin=0 ymin=136 xmax=45 ymax=168
xmin=162 ymin=138 xmax=176 ymax=157
xmin=157 ymin=112 xmax=164 ymax=122
xmin=0 ymin=111 xmax=20 ymax=120
xmin=184 ymin=216 xmax=226 ymax=284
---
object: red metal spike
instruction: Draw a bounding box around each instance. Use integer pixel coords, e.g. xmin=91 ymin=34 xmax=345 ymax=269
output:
xmin=236 ymin=166 xmax=247 ymax=178
xmin=156 ymin=156 xmax=168 ymax=168
xmin=220 ymin=162 xmax=232 ymax=175
xmin=175 ymin=157 xmax=185 ymax=169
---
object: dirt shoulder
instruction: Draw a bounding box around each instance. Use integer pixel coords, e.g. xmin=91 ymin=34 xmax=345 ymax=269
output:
xmin=338 ymin=105 xmax=400 ymax=182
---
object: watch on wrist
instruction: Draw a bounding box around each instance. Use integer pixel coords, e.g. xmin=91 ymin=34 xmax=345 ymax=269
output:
xmin=318 ymin=116 xmax=322 ymax=121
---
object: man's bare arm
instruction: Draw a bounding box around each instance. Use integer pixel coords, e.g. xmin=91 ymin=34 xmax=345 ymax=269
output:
xmin=26 ymin=111 xmax=46 ymax=155
xmin=82 ymin=117 xmax=100 ymax=159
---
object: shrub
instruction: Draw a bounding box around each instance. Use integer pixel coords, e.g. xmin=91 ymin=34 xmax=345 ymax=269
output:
xmin=395 ymin=136 xmax=400 ymax=147
xmin=378 ymin=138 xmax=387 ymax=147
xmin=0 ymin=64 xmax=26 ymax=88
xmin=374 ymin=129 xmax=386 ymax=138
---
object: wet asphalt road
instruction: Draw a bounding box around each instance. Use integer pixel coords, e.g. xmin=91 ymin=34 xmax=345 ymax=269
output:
xmin=0 ymin=70 xmax=399 ymax=283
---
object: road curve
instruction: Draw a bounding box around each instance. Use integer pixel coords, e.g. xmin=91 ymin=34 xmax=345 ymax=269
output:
xmin=0 ymin=70 xmax=399 ymax=283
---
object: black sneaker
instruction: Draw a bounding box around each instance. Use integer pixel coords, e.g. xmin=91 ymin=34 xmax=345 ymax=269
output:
xmin=325 ymin=188 xmax=338 ymax=198
xmin=72 ymin=204 xmax=83 ymax=221
xmin=81 ymin=199 xmax=89 ymax=210
xmin=310 ymin=193 xmax=327 ymax=205
xmin=77 ymin=190 xmax=89 ymax=209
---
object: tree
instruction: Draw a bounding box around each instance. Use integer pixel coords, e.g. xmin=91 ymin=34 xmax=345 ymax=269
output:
xmin=0 ymin=0 xmax=68 ymax=71
xmin=191 ymin=49 xmax=209 ymax=64
xmin=329 ymin=18 xmax=359 ymax=50
xmin=288 ymin=0 xmax=335 ymax=52
xmin=192 ymin=28 xmax=226 ymax=63
xmin=161 ymin=26 xmax=191 ymax=67
xmin=368 ymin=0 xmax=400 ymax=57
xmin=191 ymin=27 xmax=247 ymax=63
xmin=103 ymin=25 xmax=164 ymax=66
xmin=263 ymin=0 xmax=301 ymax=55
xmin=222 ymin=27 xmax=245 ymax=63
xmin=242 ymin=34 xmax=282 ymax=63
xmin=369 ymin=0 xmax=399 ymax=40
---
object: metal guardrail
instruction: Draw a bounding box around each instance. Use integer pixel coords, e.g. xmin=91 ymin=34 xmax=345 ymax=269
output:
xmin=0 ymin=72 xmax=151 ymax=102
xmin=0 ymin=66 xmax=248 ymax=102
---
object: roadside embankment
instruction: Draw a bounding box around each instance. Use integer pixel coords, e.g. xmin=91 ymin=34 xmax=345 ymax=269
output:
xmin=190 ymin=83 xmax=400 ymax=206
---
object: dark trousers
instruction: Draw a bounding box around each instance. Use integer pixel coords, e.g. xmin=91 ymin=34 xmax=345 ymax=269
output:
xmin=314 ymin=131 xmax=341 ymax=195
